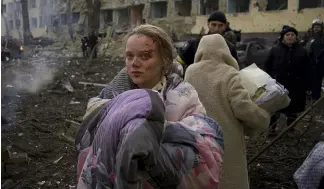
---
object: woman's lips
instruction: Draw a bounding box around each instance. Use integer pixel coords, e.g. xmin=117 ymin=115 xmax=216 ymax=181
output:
xmin=131 ymin=71 xmax=142 ymax=74
xmin=130 ymin=71 xmax=143 ymax=76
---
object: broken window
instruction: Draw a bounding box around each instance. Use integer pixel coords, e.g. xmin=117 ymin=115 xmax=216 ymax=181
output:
xmin=227 ymin=0 xmax=250 ymax=13
xmin=130 ymin=4 xmax=144 ymax=27
xmin=266 ymin=0 xmax=287 ymax=11
xmin=30 ymin=0 xmax=36 ymax=8
xmin=15 ymin=2 xmax=21 ymax=11
xmin=116 ymin=8 xmax=130 ymax=26
xmin=31 ymin=17 xmax=37 ymax=28
xmin=8 ymin=20 xmax=13 ymax=30
xmin=199 ymin=0 xmax=218 ymax=15
xmin=72 ymin=12 xmax=80 ymax=24
xmin=8 ymin=3 xmax=13 ymax=12
xmin=40 ymin=0 xmax=47 ymax=7
xmin=39 ymin=16 xmax=46 ymax=28
xmin=60 ymin=13 xmax=67 ymax=25
xmin=175 ymin=0 xmax=192 ymax=16
xmin=49 ymin=0 xmax=56 ymax=9
xmin=15 ymin=19 xmax=21 ymax=28
xmin=299 ymin=0 xmax=324 ymax=9
xmin=48 ymin=15 xmax=56 ymax=26
xmin=103 ymin=9 xmax=113 ymax=24
xmin=2 ymin=4 xmax=6 ymax=13
xmin=150 ymin=1 xmax=168 ymax=18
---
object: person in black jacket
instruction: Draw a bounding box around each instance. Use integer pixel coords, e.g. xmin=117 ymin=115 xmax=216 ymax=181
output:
xmin=177 ymin=11 xmax=238 ymax=71
xmin=88 ymin=32 xmax=98 ymax=59
xmin=307 ymin=19 xmax=324 ymax=100
xmin=264 ymin=26 xmax=309 ymax=133
xmin=81 ymin=35 xmax=89 ymax=58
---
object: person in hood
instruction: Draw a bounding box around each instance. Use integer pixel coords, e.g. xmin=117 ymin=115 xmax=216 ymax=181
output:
xmin=177 ymin=11 xmax=238 ymax=71
xmin=307 ymin=19 xmax=324 ymax=100
xmin=264 ymin=26 xmax=309 ymax=133
xmin=185 ymin=34 xmax=270 ymax=189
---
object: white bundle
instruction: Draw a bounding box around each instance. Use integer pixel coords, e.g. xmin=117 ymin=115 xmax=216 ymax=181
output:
xmin=239 ymin=63 xmax=291 ymax=113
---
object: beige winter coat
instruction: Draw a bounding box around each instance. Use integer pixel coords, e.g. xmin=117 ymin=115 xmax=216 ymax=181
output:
xmin=184 ymin=34 xmax=270 ymax=189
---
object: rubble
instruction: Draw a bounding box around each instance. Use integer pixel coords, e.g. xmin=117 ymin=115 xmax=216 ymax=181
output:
xmin=79 ymin=81 xmax=107 ymax=87
xmin=3 ymin=146 xmax=29 ymax=164
xmin=2 ymin=179 xmax=14 ymax=189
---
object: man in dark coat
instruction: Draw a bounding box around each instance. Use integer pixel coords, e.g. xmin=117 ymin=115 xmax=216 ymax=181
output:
xmin=177 ymin=11 xmax=238 ymax=71
xmin=264 ymin=26 xmax=309 ymax=133
xmin=88 ymin=32 xmax=98 ymax=59
xmin=81 ymin=35 xmax=89 ymax=58
xmin=307 ymin=19 xmax=324 ymax=100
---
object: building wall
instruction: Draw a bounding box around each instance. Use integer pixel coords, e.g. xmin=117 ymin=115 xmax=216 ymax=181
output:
xmin=2 ymin=0 xmax=324 ymax=39
xmin=1 ymin=0 xmax=46 ymax=38
xmin=192 ymin=0 xmax=324 ymax=33
xmin=1 ymin=0 xmax=83 ymax=38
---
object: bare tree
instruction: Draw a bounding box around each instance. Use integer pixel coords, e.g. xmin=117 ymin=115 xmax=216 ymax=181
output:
xmin=1 ymin=0 xmax=10 ymax=37
xmin=20 ymin=0 xmax=33 ymax=44
xmin=85 ymin=0 xmax=101 ymax=35
xmin=67 ymin=0 xmax=74 ymax=40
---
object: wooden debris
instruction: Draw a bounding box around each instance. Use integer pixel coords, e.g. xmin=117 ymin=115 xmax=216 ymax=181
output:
xmin=60 ymin=133 xmax=75 ymax=144
xmin=65 ymin=119 xmax=81 ymax=126
xmin=2 ymin=135 xmax=48 ymax=158
xmin=78 ymin=81 xmax=107 ymax=87
xmin=248 ymin=95 xmax=324 ymax=165
xmin=53 ymin=156 xmax=64 ymax=164
xmin=5 ymin=146 xmax=28 ymax=163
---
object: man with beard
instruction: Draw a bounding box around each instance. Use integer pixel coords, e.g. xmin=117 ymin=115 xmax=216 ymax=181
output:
xmin=307 ymin=19 xmax=324 ymax=100
xmin=176 ymin=11 xmax=238 ymax=71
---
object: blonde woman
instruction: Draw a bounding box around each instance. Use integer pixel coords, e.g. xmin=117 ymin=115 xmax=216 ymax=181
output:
xmin=76 ymin=25 xmax=224 ymax=189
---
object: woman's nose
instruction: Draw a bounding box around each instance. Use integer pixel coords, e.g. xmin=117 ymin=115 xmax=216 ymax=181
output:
xmin=131 ymin=57 xmax=140 ymax=67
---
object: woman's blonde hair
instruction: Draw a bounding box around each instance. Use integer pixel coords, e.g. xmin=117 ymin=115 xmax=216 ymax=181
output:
xmin=124 ymin=24 xmax=174 ymax=76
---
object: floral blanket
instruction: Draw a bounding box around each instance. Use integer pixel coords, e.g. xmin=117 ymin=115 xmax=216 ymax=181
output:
xmin=75 ymin=63 xmax=224 ymax=189
xmin=294 ymin=141 xmax=324 ymax=189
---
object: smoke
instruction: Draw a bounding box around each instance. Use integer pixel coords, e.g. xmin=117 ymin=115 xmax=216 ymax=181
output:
xmin=12 ymin=58 xmax=56 ymax=93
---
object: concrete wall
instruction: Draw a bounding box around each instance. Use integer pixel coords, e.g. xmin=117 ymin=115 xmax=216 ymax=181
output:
xmin=192 ymin=0 xmax=324 ymax=33
xmin=3 ymin=0 xmax=324 ymax=39
xmin=1 ymin=0 xmax=84 ymax=38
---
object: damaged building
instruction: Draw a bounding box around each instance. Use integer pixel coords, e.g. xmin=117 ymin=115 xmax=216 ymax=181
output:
xmin=1 ymin=0 xmax=324 ymax=39
xmin=1 ymin=0 xmax=84 ymax=38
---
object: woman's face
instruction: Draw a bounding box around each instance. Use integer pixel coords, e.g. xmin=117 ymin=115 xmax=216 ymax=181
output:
xmin=125 ymin=34 xmax=164 ymax=89
xmin=283 ymin=32 xmax=297 ymax=44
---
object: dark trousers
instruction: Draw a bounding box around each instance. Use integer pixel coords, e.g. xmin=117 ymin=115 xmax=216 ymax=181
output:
xmin=310 ymin=66 xmax=324 ymax=100
xmin=311 ymin=73 xmax=324 ymax=100
xmin=92 ymin=47 xmax=97 ymax=59
xmin=269 ymin=113 xmax=297 ymax=130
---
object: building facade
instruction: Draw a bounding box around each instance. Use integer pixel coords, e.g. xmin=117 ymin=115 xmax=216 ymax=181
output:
xmin=1 ymin=0 xmax=324 ymax=39
xmin=1 ymin=0 xmax=82 ymax=38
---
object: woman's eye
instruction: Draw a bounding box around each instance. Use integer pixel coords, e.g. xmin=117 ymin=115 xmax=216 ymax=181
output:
xmin=126 ymin=55 xmax=134 ymax=60
xmin=140 ymin=54 xmax=150 ymax=60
